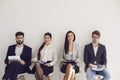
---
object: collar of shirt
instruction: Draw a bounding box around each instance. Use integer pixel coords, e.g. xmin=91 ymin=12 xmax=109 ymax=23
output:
xmin=92 ymin=43 xmax=98 ymax=56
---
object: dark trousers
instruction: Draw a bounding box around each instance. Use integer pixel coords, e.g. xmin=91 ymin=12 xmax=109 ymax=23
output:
xmin=2 ymin=61 xmax=27 ymax=80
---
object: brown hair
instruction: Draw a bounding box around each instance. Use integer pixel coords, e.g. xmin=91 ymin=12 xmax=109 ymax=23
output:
xmin=37 ymin=32 xmax=52 ymax=60
xmin=15 ymin=31 xmax=24 ymax=37
xmin=64 ymin=31 xmax=76 ymax=54
xmin=92 ymin=30 xmax=101 ymax=37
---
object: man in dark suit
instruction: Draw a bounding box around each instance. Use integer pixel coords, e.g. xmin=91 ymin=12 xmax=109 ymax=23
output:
xmin=84 ymin=30 xmax=110 ymax=80
xmin=2 ymin=31 xmax=32 ymax=80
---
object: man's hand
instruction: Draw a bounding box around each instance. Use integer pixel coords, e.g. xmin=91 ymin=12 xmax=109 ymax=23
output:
xmin=101 ymin=65 xmax=106 ymax=70
xmin=18 ymin=60 xmax=25 ymax=65
xmin=8 ymin=61 xmax=11 ymax=64
xmin=89 ymin=63 xmax=95 ymax=69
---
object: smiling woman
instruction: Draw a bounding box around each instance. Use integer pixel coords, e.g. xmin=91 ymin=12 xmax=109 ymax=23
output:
xmin=60 ymin=31 xmax=80 ymax=80
xmin=0 ymin=0 xmax=120 ymax=80
xmin=30 ymin=32 xmax=57 ymax=80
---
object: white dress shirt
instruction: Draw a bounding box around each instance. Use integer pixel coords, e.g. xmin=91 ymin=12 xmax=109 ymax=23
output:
xmin=40 ymin=43 xmax=57 ymax=66
xmin=92 ymin=43 xmax=98 ymax=64
xmin=93 ymin=44 xmax=98 ymax=57
xmin=15 ymin=46 xmax=23 ymax=56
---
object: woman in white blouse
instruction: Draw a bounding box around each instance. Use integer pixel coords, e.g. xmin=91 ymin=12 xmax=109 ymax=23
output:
xmin=31 ymin=32 xmax=57 ymax=80
xmin=60 ymin=31 xmax=80 ymax=80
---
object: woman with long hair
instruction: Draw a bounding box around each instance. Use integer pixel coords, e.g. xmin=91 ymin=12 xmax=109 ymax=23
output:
xmin=32 ymin=32 xmax=57 ymax=80
xmin=60 ymin=31 xmax=80 ymax=80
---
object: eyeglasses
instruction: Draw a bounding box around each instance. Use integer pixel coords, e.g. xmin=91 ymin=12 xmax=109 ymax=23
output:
xmin=92 ymin=36 xmax=100 ymax=38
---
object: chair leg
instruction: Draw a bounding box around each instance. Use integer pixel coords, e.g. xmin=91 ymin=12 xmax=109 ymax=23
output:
xmin=94 ymin=75 xmax=103 ymax=80
xmin=18 ymin=75 xmax=25 ymax=80
xmin=98 ymin=77 xmax=102 ymax=80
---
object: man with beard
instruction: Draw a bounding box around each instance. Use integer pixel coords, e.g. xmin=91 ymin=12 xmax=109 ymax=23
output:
xmin=2 ymin=31 xmax=32 ymax=80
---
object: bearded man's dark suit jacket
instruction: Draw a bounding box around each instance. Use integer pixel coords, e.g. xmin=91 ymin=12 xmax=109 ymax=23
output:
xmin=2 ymin=44 xmax=32 ymax=80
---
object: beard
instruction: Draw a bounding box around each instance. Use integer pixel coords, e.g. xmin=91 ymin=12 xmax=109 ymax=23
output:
xmin=16 ymin=40 xmax=23 ymax=45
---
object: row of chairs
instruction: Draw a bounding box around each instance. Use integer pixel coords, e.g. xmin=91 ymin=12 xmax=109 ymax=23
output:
xmin=17 ymin=73 xmax=103 ymax=80
xmin=17 ymin=58 xmax=103 ymax=80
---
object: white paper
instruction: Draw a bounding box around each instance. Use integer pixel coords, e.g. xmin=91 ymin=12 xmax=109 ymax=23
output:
xmin=8 ymin=56 xmax=21 ymax=61
xmin=92 ymin=65 xmax=104 ymax=71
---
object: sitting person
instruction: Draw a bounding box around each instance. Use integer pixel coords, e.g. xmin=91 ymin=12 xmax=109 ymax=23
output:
xmin=84 ymin=30 xmax=110 ymax=80
xmin=60 ymin=31 xmax=80 ymax=80
xmin=31 ymin=32 xmax=57 ymax=80
xmin=2 ymin=31 xmax=32 ymax=80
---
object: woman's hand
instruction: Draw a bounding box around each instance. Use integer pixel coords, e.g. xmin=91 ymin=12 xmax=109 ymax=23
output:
xmin=61 ymin=60 xmax=67 ymax=65
xmin=75 ymin=59 xmax=78 ymax=63
xmin=44 ymin=63 xmax=50 ymax=67
xmin=61 ymin=60 xmax=66 ymax=63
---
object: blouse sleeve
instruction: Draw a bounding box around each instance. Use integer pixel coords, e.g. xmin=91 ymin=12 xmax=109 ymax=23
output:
xmin=60 ymin=46 xmax=65 ymax=62
xmin=75 ymin=44 xmax=81 ymax=63
xmin=49 ymin=46 xmax=57 ymax=66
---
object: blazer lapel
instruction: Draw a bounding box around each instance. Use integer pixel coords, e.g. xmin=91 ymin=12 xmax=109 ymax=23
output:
xmin=72 ymin=43 xmax=75 ymax=60
xmin=90 ymin=43 xmax=95 ymax=58
xmin=13 ymin=44 xmax=17 ymax=55
xmin=20 ymin=45 xmax=25 ymax=57
xmin=96 ymin=44 xmax=101 ymax=57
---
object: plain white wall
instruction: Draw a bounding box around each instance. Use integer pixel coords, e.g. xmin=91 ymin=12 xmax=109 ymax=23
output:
xmin=0 ymin=0 xmax=120 ymax=80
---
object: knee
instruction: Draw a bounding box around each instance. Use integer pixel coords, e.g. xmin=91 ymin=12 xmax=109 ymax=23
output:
xmin=72 ymin=69 xmax=75 ymax=74
xmin=104 ymin=73 xmax=111 ymax=79
xmin=47 ymin=75 xmax=50 ymax=78
xmin=67 ymin=64 xmax=73 ymax=69
xmin=35 ymin=63 xmax=40 ymax=67
xmin=86 ymin=68 xmax=92 ymax=74
xmin=86 ymin=68 xmax=93 ymax=78
xmin=86 ymin=74 xmax=91 ymax=79
xmin=103 ymin=69 xmax=111 ymax=79
xmin=9 ymin=61 xmax=18 ymax=67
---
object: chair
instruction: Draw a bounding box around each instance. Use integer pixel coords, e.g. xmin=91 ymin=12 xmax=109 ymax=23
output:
xmin=94 ymin=74 xmax=103 ymax=80
xmin=17 ymin=73 xmax=27 ymax=80
xmin=43 ymin=72 xmax=54 ymax=80
xmin=60 ymin=70 xmax=80 ymax=80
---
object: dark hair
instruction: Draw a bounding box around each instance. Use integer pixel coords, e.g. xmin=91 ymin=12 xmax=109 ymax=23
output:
xmin=92 ymin=30 xmax=101 ymax=37
xmin=15 ymin=31 xmax=24 ymax=37
xmin=64 ymin=31 xmax=76 ymax=54
xmin=37 ymin=32 xmax=52 ymax=60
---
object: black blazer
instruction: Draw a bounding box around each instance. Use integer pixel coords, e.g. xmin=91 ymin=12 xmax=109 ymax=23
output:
xmin=84 ymin=43 xmax=107 ymax=71
xmin=5 ymin=44 xmax=32 ymax=68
